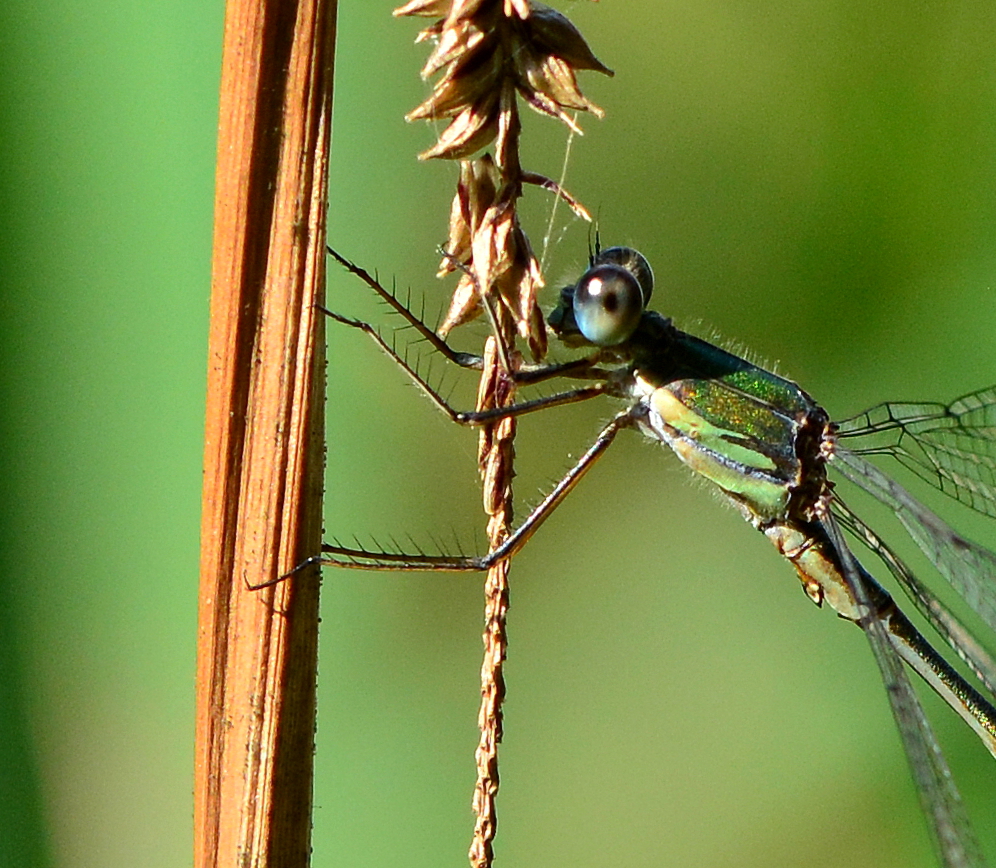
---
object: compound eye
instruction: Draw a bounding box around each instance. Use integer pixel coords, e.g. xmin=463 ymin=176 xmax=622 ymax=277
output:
xmin=572 ymin=264 xmax=644 ymax=346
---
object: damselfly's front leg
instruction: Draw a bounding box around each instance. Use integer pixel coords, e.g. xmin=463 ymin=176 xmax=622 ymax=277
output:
xmin=328 ymin=245 xmax=612 ymax=380
xmin=323 ymin=303 xmax=610 ymax=426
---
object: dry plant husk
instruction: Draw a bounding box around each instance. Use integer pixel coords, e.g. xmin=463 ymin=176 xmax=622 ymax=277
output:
xmin=392 ymin=4 xmax=609 ymax=867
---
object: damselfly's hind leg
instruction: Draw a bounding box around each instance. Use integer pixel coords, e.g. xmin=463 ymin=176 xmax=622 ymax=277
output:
xmin=251 ymin=408 xmax=637 ymax=589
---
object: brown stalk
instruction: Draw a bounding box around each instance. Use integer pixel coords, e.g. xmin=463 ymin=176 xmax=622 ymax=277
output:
xmin=195 ymin=0 xmax=336 ymax=866
xmin=394 ymin=3 xmax=610 ymax=865
xmin=470 ymin=332 xmax=517 ymax=868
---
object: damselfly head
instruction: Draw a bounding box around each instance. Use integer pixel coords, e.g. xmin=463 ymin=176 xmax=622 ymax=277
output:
xmin=549 ymin=247 xmax=655 ymax=348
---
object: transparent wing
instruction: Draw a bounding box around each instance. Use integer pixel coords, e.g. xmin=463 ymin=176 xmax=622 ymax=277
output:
xmin=836 ymin=385 xmax=996 ymax=518
xmin=833 ymin=500 xmax=996 ymax=697
xmin=832 ymin=446 xmax=996 ymax=637
xmin=820 ymin=513 xmax=986 ymax=868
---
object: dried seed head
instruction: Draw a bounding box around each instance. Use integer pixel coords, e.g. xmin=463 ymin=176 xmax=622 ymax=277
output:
xmin=397 ymin=2 xmax=605 ymax=357
xmin=397 ymin=0 xmax=612 ymax=162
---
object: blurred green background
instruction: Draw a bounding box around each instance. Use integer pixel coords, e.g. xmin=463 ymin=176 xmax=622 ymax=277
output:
xmin=2 ymin=1 xmax=996 ymax=867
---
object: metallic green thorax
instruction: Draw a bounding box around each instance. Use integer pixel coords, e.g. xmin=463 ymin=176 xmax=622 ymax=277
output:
xmin=605 ymin=311 xmax=832 ymax=523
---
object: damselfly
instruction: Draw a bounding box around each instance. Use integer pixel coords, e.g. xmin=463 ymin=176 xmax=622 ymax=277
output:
xmin=320 ymin=246 xmax=996 ymax=867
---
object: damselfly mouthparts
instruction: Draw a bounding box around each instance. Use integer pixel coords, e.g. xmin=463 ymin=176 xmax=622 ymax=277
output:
xmin=321 ymin=246 xmax=996 ymax=867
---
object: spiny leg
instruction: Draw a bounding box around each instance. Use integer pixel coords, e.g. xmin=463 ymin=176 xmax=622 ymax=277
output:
xmin=328 ymin=246 xmax=486 ymax=371
xmin=325 ymin=304 xmax=609 ymax=424
xmin=328 ymin=246 xmax=608 ymax=386
xmin=324 ymin=407 xmax=635 ymax=567
xmin=258 ymin=407 xmax=637 ymax=587
xmin=325 ymin=252 xmax=614 ymax=426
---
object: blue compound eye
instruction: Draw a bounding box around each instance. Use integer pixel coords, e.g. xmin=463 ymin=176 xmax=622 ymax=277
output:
xmin=572 ymin=263 xmax=645 ymax=346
